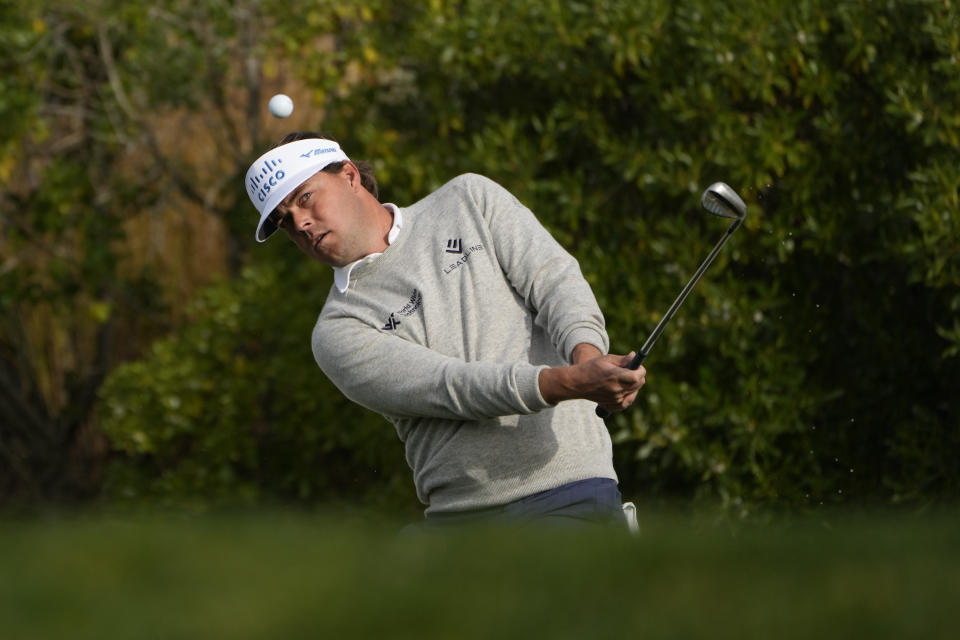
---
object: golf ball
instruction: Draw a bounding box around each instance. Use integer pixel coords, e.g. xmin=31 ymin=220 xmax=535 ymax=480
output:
xmin=268 ymin=94 xmax=294 ymax=118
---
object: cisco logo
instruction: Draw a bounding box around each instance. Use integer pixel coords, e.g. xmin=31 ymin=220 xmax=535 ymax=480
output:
xmin=248 ymin=158 xmax=286 ymax=203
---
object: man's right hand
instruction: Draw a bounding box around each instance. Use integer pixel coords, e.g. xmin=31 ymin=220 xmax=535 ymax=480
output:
xmin=538 ymin=352 xmax=646 ymax=414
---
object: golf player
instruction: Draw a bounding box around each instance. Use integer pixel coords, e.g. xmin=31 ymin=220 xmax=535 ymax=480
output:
xmin=244 ymin=132 xmax=646 ymax=527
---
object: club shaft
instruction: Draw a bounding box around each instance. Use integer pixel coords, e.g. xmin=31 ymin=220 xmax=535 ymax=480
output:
xmin=595 ymin=220 xmax=740 ymax=420
xmin=627 ymin=221 xmax=739 ymax=370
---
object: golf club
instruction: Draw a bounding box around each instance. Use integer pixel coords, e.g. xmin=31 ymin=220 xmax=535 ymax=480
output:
xmin=596 ymin=182 xmax=747 ymax=419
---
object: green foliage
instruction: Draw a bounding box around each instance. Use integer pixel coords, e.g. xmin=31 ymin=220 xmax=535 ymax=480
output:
xmin=95 ymin=0 xmax=960 ymax=513
xmin=0 ymin=4 xmax=42 ymax=149
xmin=1 ymin=0 xmax=172 ymax=501
xmin=98 ymin=246 xmax=418 ymax=513
xmin=1 ymin=0 xmax=328 ymax=502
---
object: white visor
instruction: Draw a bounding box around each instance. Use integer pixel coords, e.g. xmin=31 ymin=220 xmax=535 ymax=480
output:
xmin=244 ymin=138 xmax=350 ymax=242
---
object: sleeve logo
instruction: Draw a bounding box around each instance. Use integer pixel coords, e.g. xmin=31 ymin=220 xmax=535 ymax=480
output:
xmin=380 ymin=289 xmax=423 ymax=331
xmin=382 ymin=313 xmax=400 ymax=330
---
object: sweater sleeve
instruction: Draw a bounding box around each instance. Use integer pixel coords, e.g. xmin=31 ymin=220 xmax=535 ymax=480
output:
xmin=463 ymin=174 xmax=609 ymax=361
xmin=313 ymin=314 xmax=553 ymax=421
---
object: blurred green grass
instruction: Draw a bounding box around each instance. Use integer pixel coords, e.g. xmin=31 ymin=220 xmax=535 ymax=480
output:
xmin=2 ymin=508 xmax=957 ymax=639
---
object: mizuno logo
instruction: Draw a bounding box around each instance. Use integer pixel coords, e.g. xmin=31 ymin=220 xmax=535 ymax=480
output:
xmin=382 ymin=314 xmax=400 ymax=330
xmin=445 ymin=238 xmax=463 ymax=254
xmin=298 ymin=146 xmax=338 ymax=159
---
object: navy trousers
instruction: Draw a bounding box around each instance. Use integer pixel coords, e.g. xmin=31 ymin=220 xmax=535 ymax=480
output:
xmin=422 ymin=478 xmax=625 ymax=529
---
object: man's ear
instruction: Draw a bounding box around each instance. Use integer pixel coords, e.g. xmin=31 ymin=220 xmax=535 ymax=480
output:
xmin=342 ymin=161 xmax=362 ymax=191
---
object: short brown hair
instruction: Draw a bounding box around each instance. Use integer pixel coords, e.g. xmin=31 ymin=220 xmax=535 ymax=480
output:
xmin=273 ymin=131 xmax=379 ymax=199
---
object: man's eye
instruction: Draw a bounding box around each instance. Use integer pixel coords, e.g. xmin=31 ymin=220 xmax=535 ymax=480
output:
xmin=298 ymin=192 xmax=311 ymax=206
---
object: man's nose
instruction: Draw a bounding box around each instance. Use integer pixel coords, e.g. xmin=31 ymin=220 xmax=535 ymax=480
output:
xmin=293 ymin=211 xmax=311 ymax=230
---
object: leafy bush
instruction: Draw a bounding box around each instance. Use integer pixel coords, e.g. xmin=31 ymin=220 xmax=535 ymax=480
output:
xmin=98 ymin=245 xmax=418 ymax=514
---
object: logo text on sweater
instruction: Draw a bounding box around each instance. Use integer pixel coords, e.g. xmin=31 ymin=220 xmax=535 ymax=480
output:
xmin=442 ymin=243 xmax=485 ymax=275
xmin=395 ymin=289 xmax=423 ymax=317
xmin=381 ymin=289 xmax=423 ymax=331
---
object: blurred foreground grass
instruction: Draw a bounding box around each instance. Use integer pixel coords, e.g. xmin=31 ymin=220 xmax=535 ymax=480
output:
xmin=2 ymin=507 xmax=957 ymax=639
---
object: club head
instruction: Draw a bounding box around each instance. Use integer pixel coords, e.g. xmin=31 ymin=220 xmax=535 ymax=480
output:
xmin=701 ymin=182 xmax=747 ymax=221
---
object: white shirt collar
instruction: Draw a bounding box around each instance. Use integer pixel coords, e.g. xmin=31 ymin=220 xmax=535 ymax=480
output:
xmin=332 ymin=203 xmax=402 ymax=293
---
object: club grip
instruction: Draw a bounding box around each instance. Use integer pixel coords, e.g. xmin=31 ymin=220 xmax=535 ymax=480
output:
xmin=594 ymin=351 xmax=647 ymax=419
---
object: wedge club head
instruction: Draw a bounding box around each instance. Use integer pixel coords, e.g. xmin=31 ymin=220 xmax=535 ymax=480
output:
xmin=701 ymin=182 xmax=747 ymax=229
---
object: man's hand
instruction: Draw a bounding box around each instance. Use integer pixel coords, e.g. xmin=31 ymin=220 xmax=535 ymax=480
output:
xmin=538 ymin=347 xmax=646 ymax=414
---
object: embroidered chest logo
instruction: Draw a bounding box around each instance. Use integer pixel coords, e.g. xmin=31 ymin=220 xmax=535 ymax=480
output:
xmin=442 ymin=241 xmax=485 ymax=275
xmin=381 ymin=289 xmax=423 ymax=331
xmin=382 ymin=314 xmax=400 ymax=330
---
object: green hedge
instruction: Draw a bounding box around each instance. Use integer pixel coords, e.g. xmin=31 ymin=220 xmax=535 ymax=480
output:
xmin=3 ymin=511 xmax=960 ymax=639
xmin=98 ymin=0 xmax=960 ymax=513
xmin=98 ymin=246 xmax=418 ymax=513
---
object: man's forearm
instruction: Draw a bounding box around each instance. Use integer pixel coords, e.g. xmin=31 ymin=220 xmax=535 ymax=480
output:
xmin=571 ymin=343 xmax=603 ymax=365
xmin=539 ymin=343 xmax=603 ymax=404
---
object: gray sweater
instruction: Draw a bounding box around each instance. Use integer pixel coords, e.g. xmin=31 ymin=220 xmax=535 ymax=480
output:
xmin=312 ymin=173 xmax=617 ymax=513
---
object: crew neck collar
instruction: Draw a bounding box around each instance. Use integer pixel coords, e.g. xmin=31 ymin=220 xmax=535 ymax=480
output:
xmin=332 ymin=203 xmax=402 ymax=293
